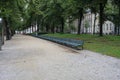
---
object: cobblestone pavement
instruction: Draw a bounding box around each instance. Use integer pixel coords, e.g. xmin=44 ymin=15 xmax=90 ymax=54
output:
xmin=0 ymin=35 xmax=120 ymax=80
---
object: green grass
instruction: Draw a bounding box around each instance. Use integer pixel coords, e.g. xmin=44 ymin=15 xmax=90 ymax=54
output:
xmin=44 ymin=33 xmax=120 ymax=58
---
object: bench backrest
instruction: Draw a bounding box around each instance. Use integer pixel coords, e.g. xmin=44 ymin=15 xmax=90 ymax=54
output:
xmin=40 ymin=36 xmax=84 ymax=45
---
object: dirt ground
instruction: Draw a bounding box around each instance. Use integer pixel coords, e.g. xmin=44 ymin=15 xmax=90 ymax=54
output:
xmin=0 ymin=35 xmax=120 ymax=80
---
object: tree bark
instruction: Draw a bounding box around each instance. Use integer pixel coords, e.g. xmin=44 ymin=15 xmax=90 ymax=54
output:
xmin=114 ymin=25 xmax=117 ymax=35
xmin=37 ymin=23 xmax=40 ymax=34
xmin=11 ymin=30 xmax=14 ymax=36
xmin=41 ymin=20 xmax=44 ymax=32
xmin=1 ymin=20 xmax=4 ymax=45
xmin=93 ymin=13 xmax=97 ymax=34
xmin=30 ymin=26 xmax=32 ymax=33
xmin=119 ymin=6 xmax=120 ymax=35
xmin=37 ymin=24 xmax=39 ymax=32
xmin=32 ymin=25 xmax=34 ymax=33
xmin=4 ymin=18 xmax=11 ymax=40
xmin=77 ymin=8 xmax=83 ymax=34
xmin=99 ymin=3 xmax=104 ymax=36
xmin=118 ymin=26 xmax=120 ymax=35
xmin=61 ymin=17 xmax=64 ymax=33
xmin=46 ymin=24 xmax=49 ymax=32
xmin=51 ymin=23 xmax=55 ymax=33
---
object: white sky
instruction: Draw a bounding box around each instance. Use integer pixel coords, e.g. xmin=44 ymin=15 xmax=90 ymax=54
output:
xmin=0 ymin=18 xmax=2 ymax=22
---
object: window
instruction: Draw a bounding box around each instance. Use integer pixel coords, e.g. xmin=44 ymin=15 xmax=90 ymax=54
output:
xmin=110 ymin=23 xmax=112 ymax=30
xmin=106 ymin=24 xmax=108 ymax=30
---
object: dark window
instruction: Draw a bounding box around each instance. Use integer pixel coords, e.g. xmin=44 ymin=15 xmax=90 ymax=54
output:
xmin=110 ymin=23 xmax=112 ymax=30
xmin=106 ymin=24 xmax=108 ymax=30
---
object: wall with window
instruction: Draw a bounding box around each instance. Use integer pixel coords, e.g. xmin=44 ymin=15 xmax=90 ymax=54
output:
xmin=103 ymin=21 xmax=114 ymax=35
xmin=72 ymin=12 xmax=115 ymax=35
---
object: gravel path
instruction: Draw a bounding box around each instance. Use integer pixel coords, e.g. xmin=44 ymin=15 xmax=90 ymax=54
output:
xmin=0 ymin=35 xmax=120 ymax=80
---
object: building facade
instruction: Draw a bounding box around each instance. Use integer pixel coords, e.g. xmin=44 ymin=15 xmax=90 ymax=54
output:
xmin=72 ymin=12 xmax=115 ymax=35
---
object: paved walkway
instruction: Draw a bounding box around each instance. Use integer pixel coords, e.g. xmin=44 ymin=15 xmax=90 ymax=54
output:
xmin=0 ymin=35 xmax=120 ymax=80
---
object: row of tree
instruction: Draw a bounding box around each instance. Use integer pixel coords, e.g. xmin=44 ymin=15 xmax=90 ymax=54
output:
xmin=24 ymin=0 xmax=120 ymax=36
xmin=0 ymin=0 xmax=120 ymax=42
xmin=0 ymin=0 xmax=27 ymax=43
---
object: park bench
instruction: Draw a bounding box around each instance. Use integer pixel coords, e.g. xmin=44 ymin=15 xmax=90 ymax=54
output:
xmin=33 ymin=35 xmax=84 ymax=50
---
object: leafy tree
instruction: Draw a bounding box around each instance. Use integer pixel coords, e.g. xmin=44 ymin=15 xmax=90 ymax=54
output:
xmin=0 ymin=0 xmax=28 ymax=40
xmin=112 ymin=0 xmax=120 ymax=35
xmin=105 ymin=0 xmax=119 ymax=35
xmin=84 ymin=20 xmax=90 ymax=33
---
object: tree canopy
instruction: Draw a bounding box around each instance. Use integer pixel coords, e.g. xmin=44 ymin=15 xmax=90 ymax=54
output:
xmin=0 ymin=0 xmax=119 ymax=39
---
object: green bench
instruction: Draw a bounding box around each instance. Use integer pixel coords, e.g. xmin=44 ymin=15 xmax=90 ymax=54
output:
xmin=34 ymin=35 xmax=84 ymax=50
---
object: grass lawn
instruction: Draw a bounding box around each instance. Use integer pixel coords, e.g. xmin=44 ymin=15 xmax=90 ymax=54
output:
xmin=44 ymin=33 xmax=120 ymax=58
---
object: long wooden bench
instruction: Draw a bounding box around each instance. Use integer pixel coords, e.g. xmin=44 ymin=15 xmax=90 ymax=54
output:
xmin=32 ymin=35 xmax=84 ymax=50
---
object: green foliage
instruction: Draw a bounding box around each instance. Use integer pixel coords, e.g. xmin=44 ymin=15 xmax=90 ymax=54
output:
xmin=84 ymin=20 xmax=90 ymax=28
xmin=104 ymin=0 xmax=119 ymax=27
xmin=0 ymin=0 xmax=119 ymax=34
xmin=0 ymin=0 xmax=28 ymax=31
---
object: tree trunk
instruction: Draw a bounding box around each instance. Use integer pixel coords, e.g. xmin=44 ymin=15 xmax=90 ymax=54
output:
xmin=46 ymin=24 xmax=49 ymax=32
xmin=61 ymin=17 xmax=64 ymax=33
xmin=25 ymin=29 xmax=27 ymax=34
xmin=11 ymin=30 xmax=14 ymax=36
xmin=37 ymin=23 xmax=40 ymax=32
xmin=4 ymin=18 xmax=11 ymax=40
xmin=37 ymin=22 xmax=40 ymax=35
xmin=51 ymin=23 xmax=55 ymax=33
xmin=114 ymin=26 xmax=117 ymax=35
xmin=56 ymin=26 xmax=59 ymax=33
xmin=118 ymin=26 xmax=120 ymax=35
xmin=119 ymin=7 xmax=120 ymax=35
xmin=77 ymin=8 xmax=83 ymax=34
xmin=26 ymin=29 xmax=28 ymax=34
xmin=86 ymin=28 xmax=88 ymax=34
xmin=32 ymin=25 xmax=34 ymax=33
xmin=41 ymin=20 xmax=44 ymax=32
xmin=93 ymin=13 xmax=97 ymax=34
xmin=1 ymin=20 xmax=4 ymax=45
xmin=30 ymin=26 xmax=32 ymax=33
xmin=99 ymin=3 xmax=104 ymax=36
